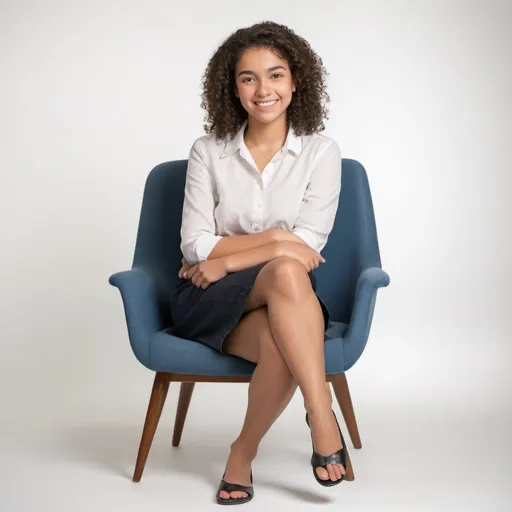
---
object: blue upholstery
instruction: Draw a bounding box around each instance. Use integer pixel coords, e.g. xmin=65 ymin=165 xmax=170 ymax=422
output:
xmin=109 ymin=159 xmax=390 ymax=376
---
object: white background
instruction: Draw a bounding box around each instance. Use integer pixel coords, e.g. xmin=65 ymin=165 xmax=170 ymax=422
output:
xmin=1 ymin=0 xmax=511 ymax=510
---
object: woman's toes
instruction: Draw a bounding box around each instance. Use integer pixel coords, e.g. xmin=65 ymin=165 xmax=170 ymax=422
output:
xmin=219 ymin=490 xmax=248 ymax=500
xmin=327 ymin=464 xmax=338 ymax=481
xmin=316 ymin=467 xmax=330 ymax=480
xmin=334 ymin=464 xmax=344 ymax=480
xmin=230 ymin=491 xmax=248 ymax=499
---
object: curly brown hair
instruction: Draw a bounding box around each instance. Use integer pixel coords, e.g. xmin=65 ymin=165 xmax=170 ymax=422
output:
xmin=200 ymin=21 xmax=330 ymax=141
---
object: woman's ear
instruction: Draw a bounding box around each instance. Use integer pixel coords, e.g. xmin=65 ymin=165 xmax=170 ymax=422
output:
xmin=292 ymin=78 xmax=297 ymax=93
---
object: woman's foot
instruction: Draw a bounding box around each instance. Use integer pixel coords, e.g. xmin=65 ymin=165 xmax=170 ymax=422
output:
xmin=306 ymin=401 xmax=346 ymax=482
xmin=218 ymin=439 xmax=257 ymax=501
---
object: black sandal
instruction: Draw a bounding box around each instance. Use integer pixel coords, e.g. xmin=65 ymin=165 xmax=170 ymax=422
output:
xmin=216 ymin=471 xmax=254 ymax=505
xmin=306 ymin=410 xmax=348 ymax=487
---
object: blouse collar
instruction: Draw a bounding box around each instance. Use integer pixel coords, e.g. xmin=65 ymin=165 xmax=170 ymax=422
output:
xmin=220 ymin=119 xmax=302 ymax=159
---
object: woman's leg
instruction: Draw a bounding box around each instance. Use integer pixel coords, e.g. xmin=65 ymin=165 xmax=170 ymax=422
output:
xmin=243 ymin=257 xmax=345 ymax=482
xmin=218 ymin=307 xmax=298 ymax=500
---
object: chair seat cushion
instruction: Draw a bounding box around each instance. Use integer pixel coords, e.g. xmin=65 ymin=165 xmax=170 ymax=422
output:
xmin=147 ymin=321 xmax=349 ymax=376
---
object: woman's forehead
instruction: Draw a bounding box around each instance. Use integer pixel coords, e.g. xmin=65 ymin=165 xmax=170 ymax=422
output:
xmin=236 ymin=47 xmax=288 ymax=70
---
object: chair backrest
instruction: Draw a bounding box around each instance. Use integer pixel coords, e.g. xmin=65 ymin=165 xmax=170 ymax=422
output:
xmin=132 ymin=159 xmax=383 ymax=327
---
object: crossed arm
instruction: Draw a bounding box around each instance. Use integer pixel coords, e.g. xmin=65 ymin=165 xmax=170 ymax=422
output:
xmin=179 ymin=229 xmax=325 ymax=289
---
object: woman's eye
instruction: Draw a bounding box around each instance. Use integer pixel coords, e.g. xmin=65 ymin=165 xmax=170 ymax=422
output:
xmin=242 ymin=74 xmax=282 ymax=83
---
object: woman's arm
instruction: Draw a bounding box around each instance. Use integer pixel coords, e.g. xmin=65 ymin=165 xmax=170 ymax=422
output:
xmin=223 ymin=242 xmax=281 ymax=272
xmin=180 ymin=138 xmax=224 ymax=265
xmin=223 ymin=240 xmax=324 ymax=273
xmin=291 ymin=141 xmax=342 ymax=252
xmin=184 ymin=242 xmax=281 ymax=288
xmin=185 ymin=240 xmax=325 ymax=289
xmin=207 ymin=228 xmax=305 ymax=260
xmin=179 ymin=230 xmax=306 ymax=278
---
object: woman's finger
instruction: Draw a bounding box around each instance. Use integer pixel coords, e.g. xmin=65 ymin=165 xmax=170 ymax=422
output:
xmin=187 ymin=265 xmax=198 ymax=277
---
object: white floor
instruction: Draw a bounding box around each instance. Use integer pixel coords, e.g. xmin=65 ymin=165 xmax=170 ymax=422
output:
xmin=2 ymin=363 xmax=511 ymax=511
xmin=1 ymin=325 xmax=511 ymax=511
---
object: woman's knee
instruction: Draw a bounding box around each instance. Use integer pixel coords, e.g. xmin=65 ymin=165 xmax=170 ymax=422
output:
xmin=264 ymin=257 xmax=312 ymax=300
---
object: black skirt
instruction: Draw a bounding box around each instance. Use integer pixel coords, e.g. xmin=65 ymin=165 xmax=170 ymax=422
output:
xmin=168 ymin=262 xmax=330 ymax=355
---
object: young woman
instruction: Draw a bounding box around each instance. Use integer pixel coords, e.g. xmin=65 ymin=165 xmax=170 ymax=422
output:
xmin=169 ymin=21 xmax=348 ymax=505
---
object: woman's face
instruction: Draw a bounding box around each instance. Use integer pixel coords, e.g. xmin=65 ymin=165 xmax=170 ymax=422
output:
xmin=234 ymin=47 xmax=296 ymax=125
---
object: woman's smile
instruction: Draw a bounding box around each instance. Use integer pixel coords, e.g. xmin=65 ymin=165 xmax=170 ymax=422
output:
xmin=253 ymin=99 xmax=279 ymax=110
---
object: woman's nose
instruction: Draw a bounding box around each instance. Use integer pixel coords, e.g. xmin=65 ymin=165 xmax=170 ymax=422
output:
xmin=256 ymin=79 xmax=271 ymax=96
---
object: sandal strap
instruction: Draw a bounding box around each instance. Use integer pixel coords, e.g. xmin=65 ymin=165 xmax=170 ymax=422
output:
xmin=218 ymin=480 xmax=254 ymax=496
xmin=217 ymin=470 xmax=254 ymax=498
xmin=312 ymin=448 xmax=346 ymax=468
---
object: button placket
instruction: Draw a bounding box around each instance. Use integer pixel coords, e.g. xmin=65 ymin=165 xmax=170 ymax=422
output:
xmin=251 ymin=176 xmax=265 ymax=231
xmin=259 ymin=174 xmax=266 ymax=228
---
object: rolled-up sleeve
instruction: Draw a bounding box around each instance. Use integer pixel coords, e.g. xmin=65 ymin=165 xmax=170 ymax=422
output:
xmin=291 ymin=141 xmax=342 ymax=253
xmin=180 ymin=138 xmax=223 ymax=265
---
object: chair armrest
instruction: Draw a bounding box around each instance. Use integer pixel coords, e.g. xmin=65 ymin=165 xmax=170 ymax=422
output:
xmin=343 ymin=267 xmax=390 ymax=369
xmin=109 ymin=266 xmax=161 ymax=368
xmin=356 ymin=266 xmax=390 ymax=290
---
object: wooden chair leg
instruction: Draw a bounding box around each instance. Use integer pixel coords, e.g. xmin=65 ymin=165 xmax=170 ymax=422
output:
xmin=133 ymin=372 xmax=170 ymax=482
xmin=331 ymin=373 xmax=362 ymax=449
xmin=172 ymin=382 xmax=195 ymax=447
xmin=343 ymin=449 xmax=355 ymax=481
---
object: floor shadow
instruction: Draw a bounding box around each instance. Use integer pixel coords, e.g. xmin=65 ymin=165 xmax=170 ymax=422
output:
xmin=55 ymin=423 xmax=227 ymax=486
xmin=51 ymin=422 xmax=335 ymax=503
xmin=256 ymin=479 xmax=333 ymax=504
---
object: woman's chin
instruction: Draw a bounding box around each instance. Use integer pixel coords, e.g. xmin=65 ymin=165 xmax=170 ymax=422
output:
xmin=249 ymin=110 xmax=286 ymax=124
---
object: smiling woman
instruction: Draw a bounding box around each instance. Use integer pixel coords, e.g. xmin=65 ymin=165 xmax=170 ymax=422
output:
xmin=169 ymin=21 xmax=348 ymax=506
xmin=200 ymin=21 xmax=330 ymax=141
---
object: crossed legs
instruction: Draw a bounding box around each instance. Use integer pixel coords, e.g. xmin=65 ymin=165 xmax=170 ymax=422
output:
xmin=219 ymin=257 xmax=345 ymax=501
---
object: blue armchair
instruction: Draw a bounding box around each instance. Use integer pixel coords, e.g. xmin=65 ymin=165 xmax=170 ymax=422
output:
xmin=109 ymin=158 xmax=390 ymax=482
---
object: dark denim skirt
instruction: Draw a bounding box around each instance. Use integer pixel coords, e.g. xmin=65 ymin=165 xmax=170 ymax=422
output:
xmin=167 ymin=262 xmax=330 ymax=355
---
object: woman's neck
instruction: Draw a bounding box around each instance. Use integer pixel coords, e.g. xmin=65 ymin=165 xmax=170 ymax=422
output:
xmin=244 ymin=114 xmax=288 ymax=151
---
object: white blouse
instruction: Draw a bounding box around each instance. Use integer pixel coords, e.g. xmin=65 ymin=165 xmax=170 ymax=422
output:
xmin=180 ymin=120 xmax=342 ymax=265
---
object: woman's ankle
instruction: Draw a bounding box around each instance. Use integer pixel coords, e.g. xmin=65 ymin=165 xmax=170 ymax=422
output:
xmin=230 ymin=437 xmax=259 ymax=460
xmin=304 ymin=390 xmax=332 ymax=415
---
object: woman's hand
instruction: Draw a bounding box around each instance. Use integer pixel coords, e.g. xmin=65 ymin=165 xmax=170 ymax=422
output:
xmin=276 ymin=241 xmax=326 ymax=272
xmin=184 ymin=258 xmax=229 ymax=289
xmin=178 ymin=258 xmax=192 ymax=279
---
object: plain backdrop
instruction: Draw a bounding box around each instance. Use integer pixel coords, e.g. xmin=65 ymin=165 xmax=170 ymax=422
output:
xmin=1 ymin=0 xmax=511 ymax=510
